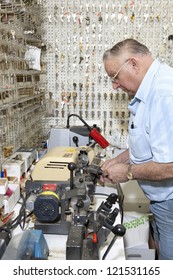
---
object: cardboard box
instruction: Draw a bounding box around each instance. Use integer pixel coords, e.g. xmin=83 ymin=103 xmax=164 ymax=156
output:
xmin=16 ymin=147 xmax=38 ymax=163
xmin=10 ymin=152 xmax=32 ymax=173
xmin=0 ymin=178 xmax=8 ymax=194
xmin=2 ymin=159 xmax=25 ymax=181
xmin=3 ymin=178 xmax=20 ymax=214
xmin=0 ymin=195 xmax=3 ymax=208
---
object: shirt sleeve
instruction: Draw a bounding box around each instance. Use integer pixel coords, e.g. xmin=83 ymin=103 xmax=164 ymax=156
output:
xmin=150 ymin=94 xmax=173 ymax=162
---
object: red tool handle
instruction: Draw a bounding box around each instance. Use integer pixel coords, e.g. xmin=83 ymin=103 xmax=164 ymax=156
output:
xmin=89 ymin=128 xmax=109 ymax=149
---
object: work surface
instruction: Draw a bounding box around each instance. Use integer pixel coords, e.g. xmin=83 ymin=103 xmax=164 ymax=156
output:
xmin=12 ymin=185 xmax=125 ymax=260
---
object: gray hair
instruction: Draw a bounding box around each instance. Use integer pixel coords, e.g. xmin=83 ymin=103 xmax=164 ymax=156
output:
xmin=103 ymin=38 xmax=150 ymax=61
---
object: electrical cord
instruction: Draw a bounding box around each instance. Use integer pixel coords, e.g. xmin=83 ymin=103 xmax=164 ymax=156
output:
xmin=8 ymin=193 xmax=26 ymax=230
xmin=66 ymin=113 xmax=91 ymax=130
xmin=118 ymin=198 xmax=124 ymax=224
xmin=15 ymin=192 xmax=32 ymax=230
xmin=0 ymin=191 xmax=32 ymax=233
xmin=102 ymin=235 xmax=118 ymax=260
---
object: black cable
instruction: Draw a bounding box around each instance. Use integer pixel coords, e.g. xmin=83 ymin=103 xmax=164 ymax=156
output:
xmin=66 ymin=113 xmax=91 ymax=130
xmin=18 ymin=192 xmax=32 ymax=230
xmin=102 ymin=235 xmax=118 ymax=260
xmin=117 ymin=198 xmax=124 ymax=224
xmin=1 ymin=192 xmax=32 ymax=233
xmin=9 ymin=193 xmax=26 ymax=230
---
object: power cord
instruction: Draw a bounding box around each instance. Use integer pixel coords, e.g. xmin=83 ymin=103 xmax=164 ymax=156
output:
xmin=0 ymin=191 xmax=32 ymax=234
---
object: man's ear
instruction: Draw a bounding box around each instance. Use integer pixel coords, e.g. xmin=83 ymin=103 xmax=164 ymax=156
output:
xmin=130 ymin=57 xmax=140 ymax=74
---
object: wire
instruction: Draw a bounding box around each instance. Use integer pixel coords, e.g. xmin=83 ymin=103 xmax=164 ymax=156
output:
xmin=9 ymin=193 xmax=26 ymax=230
xmin=118 ymin=201 xmax=124 ymax=224
xmin=66 ymin=113 xmax=91 ymax=130
xmin=0 ymin=191 xmax=32 ymax=233
xmin=102 ymin=235 xmax=118 ymax=260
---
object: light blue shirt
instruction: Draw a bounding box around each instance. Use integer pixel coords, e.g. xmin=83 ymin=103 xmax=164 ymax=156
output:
xmin=128 ymin=59 xmax=173 ymax=201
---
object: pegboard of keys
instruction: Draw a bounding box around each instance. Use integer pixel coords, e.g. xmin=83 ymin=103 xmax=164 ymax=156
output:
xmin=42 ymin=0 xmax=173 ymax=149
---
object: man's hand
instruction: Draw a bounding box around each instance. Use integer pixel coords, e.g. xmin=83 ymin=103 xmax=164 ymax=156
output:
xmin=100 ymin=162 xmax=129 ymax=183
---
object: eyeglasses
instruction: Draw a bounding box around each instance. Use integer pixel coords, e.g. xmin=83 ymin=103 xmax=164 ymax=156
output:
xmin=110 ymin=59 xmax=130 ymax=83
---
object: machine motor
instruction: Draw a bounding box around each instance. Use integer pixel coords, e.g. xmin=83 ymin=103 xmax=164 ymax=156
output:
xmin=34 ymin=184 xmax=61 ymax=222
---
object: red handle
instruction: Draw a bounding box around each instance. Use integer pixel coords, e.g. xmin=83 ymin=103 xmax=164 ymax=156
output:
xmin=89 ymin=128 xmax=109 ymax=149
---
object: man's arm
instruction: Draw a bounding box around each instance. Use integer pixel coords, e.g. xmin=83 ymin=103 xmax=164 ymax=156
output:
xmin=131 ymin=161 xmax=173 ymax=181
xmin=101 ymin=160 xmax=173 ymax=183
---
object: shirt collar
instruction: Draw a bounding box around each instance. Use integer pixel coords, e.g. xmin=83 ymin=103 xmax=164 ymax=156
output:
xmin=134 ymin=59 xmax=161 ymax=103
xmin=128 ymin=59 xmax=161 ymax=115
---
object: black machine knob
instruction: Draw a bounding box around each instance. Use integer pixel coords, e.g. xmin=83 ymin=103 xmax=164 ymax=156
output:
xmin=104 ymin=193 xmax=119 ymax=211
xmin=107 ymin=193 xmax=118 ymax=205
xmin=68 ymin=162 xmax=76 ymax=190
xmin=76 ymin=199 xmax=84 ymax=208
xmin=72 ymin=136 xmax=79 ymax=147
xmin=68 ymin=162 xmax=76 ymax=171
xmin=112 ymin=224 xmax=126 ymax=236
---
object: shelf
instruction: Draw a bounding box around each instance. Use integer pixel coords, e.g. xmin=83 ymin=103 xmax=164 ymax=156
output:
xmin=0 ymin=0 xmax=46 ymax=166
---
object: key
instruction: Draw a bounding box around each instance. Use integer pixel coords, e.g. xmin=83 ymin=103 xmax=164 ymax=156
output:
xmin=67 ymin=92 xmax=71 ymax=101
xmin=73 ymin=102 xmax=77 ymax=108
xmin=122 ymin=111 xmax=125 ymax=118
xmin=79 ymin=83 xmax=83 ymax=91
xmin=79 ymin=101 xmax=83 ymax=109
xmin=72 ymin=91 xmax=77 ymax=100
xmin=62 ymin=109 xmax=65 ymax=117
xmin=122 ymin=92 xmax=126 ymax=100
xmin=73 ymin=82 xmax=77 ymax=90
xmin=85 ymin=82 xmax=89 ymax=91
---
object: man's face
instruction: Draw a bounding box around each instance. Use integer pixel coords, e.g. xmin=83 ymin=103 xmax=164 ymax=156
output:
xmin=104 ymin=56 xmax=139 ymax=97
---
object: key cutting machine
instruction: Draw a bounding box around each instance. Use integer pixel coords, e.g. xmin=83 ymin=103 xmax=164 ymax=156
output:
xmin=25 ymin=145 xmax=125 ymax=259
